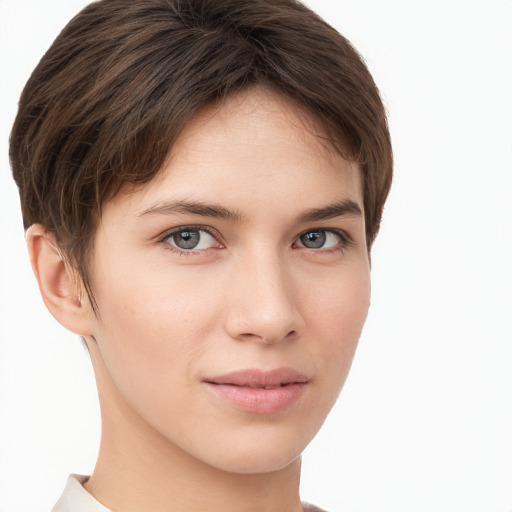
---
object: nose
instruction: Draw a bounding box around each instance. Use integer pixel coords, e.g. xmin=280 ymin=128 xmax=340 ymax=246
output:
xmin=224 ymin=250 xmax=304 ymax=344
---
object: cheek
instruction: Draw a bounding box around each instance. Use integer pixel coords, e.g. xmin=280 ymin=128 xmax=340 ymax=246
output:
xmin=96 ymin=253 xmax=218 ymax=337
xmin=304 ymin=265 xmax=370 ymax=397
xmin=91 ymin=261 xmax=220 ymax=398
xmin=326 ymin=271 xmax=370 ymax=340
xmin=304 ymin=258 xmax=370 ymax=337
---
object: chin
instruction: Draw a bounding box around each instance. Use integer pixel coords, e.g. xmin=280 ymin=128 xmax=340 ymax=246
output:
xmin=209 ymin=447 xmax=302 ymax=475
xmin=185 ymin=423 xmax=314 ymax=475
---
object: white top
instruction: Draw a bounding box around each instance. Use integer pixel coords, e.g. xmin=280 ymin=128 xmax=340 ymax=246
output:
xmin=51 ymin=475 xmax=110 ymax=512
xmin=51 ymin=474 xmax=326 ymax=512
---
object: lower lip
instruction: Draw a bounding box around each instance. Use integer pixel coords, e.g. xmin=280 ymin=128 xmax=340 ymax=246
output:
xmin=204 ymin=382 xmax=306 ymax=414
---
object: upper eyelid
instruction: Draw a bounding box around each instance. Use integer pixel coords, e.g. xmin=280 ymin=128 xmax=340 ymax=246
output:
xmin=296 ymin=227 xmax=352 ymax=242
xmin=293 ymin=230 xmax=354 ymax=253
xmin=158 ymin=226 xmax=223 ymax=255
xmin=158 ymin=224 xmax=223 ymax=243
xmin=156 ymin=225 xmax=353 ymax=247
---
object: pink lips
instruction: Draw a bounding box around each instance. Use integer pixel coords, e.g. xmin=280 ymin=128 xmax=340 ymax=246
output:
xmin=203 ymin=368 xmax=308 ymax=414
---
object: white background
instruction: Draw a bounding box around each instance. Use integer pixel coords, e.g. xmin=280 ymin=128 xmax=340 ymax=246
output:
xmin=0 ymin=0 xmax=511 ymax=511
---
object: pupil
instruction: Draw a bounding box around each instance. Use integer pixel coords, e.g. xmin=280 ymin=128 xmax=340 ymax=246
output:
xmin=301 ymin=231 xmax=326 ymax=248
xmin=173 ymin=230 xmax=200 ymax=249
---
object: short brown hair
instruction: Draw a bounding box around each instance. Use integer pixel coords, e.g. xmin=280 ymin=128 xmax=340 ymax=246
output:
xmin=10 ymin=0 xmax=392 ymax=306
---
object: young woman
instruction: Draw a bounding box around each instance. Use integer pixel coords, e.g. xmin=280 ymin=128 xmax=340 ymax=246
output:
xmin=9 ymin=1 xmax=392 ymax=510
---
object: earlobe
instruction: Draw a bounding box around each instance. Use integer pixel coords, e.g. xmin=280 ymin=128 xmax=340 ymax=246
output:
xmin=26 ymin=224 xmax=94 ymax=336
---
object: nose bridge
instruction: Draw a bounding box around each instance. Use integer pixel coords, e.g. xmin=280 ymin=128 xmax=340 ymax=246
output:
xmin=225 ymin=245 xmax=302 ymax=344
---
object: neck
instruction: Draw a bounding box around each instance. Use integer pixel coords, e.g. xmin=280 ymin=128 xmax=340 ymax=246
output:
xmin=85 ymin=345 xmax=303 ymax=512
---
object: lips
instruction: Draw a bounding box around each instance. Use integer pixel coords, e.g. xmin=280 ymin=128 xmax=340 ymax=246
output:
xmin=203 ymin=368 xmax=308 ymax=414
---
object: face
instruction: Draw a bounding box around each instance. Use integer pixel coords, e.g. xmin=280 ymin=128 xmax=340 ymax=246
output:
xmin=86 ymin=87 xmax=370 ymax=474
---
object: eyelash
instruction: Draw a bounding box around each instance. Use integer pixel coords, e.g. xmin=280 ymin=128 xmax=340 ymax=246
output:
xmin=158 ymin=225 xmax=223 ymax=256
xmin=296 ymin=229 xmax=354 ymax=253
xmin=157 ymin=225 xmax=354 ymax=256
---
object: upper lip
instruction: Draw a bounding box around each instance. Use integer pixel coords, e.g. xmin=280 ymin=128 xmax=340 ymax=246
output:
xmin=203 ymin=368 xmax=309 ymax=389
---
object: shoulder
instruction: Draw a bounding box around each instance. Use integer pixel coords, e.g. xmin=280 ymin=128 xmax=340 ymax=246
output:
xmin=302 ymin=503 xmax=330 ymax=512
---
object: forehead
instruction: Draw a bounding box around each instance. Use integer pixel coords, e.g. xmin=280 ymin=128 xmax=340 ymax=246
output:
xmin=105 ymin=86 xmax=363 ymax=219
xmin=173 ymin=87 xmax=351 ymax=174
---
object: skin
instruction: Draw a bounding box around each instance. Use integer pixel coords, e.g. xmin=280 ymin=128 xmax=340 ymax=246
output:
xmin=28 ymin=87 xmax=370 ymax=512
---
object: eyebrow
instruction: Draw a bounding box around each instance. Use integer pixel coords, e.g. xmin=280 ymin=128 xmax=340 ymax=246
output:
xmin=138 ymin=198 xmax=362 ymax=223
xmin=138 ymin=200 xmax=244 ymax=222
xmin=296 ymin=199 xmax=363 ymax=223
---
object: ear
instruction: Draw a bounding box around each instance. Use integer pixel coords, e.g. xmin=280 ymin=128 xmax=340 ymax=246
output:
xmin=26 ymin=224 xmax=94 ymax=336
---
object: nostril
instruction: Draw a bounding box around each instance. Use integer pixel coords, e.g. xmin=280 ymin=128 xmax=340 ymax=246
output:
xmin=237 ymin=329 xmax=296 ymax=344
xmin=224 ymin=299 xmax=303 ymax=344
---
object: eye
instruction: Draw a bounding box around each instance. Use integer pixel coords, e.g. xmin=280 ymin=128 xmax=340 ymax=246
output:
xmin=163 ymin=227 xmax=221 ymax=252
xmin=295 ymin=229 xmax=345 ymax=250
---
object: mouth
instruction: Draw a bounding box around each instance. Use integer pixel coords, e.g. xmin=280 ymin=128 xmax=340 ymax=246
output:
xmin=203 ymin=368 xmax=309 ymax=414
xmin=204 ymin=367 xmax=309 ymax=387
xmin=224 ymin=383 xmax=295 ymax=389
